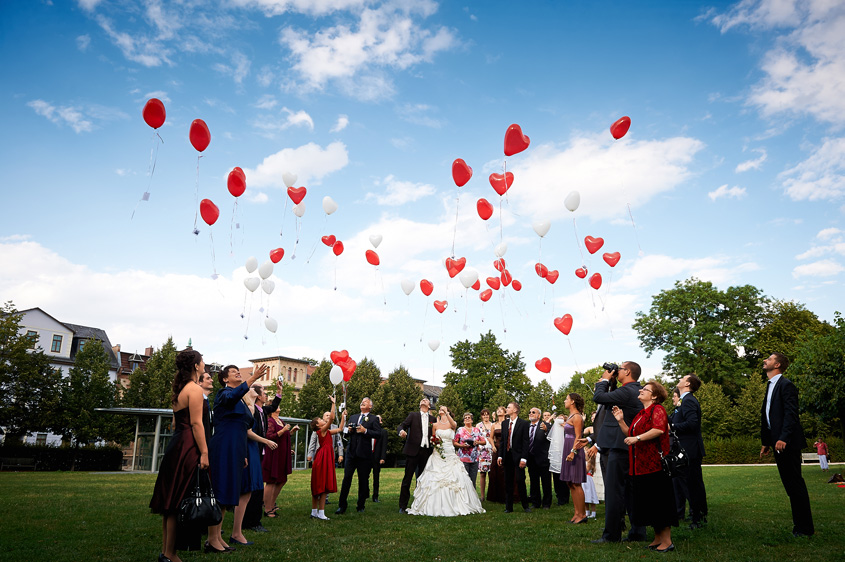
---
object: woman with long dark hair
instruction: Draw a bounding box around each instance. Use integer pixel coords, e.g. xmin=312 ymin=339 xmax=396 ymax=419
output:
xmin=149 ymin=349 xmax=209 ymax=562
xmin=560 ymin=393 xmax=588 ymax=524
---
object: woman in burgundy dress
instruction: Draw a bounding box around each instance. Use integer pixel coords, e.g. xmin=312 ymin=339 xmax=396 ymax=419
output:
xmin=149 ymin=349 xmax=209 ymax=562
xmin=262 ymin=409 xmax=294 ymax=516
xmin=309 ymin=396 xmax=346 ymax=520
xmin=486 ymin=406 xmax=520 ymax=504
xmin=560 ymin=393 xmax=587 ymax=524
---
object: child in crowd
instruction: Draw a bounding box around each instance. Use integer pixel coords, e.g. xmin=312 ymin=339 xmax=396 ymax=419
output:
xmin=584 ymin=452 xmax=599 ymax=519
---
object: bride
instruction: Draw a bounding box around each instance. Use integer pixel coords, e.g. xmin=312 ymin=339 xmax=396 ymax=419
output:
xmin=407 ymin=405 xmax=486 ymax=517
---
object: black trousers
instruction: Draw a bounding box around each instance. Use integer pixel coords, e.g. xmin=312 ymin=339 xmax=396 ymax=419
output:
xmin=685 ymin=457 xmax=707 ymax=521
xmin=399 ymin=447 xmax=433 ymax=509
xmin=338 ymin=456 xmax=372 ymax=512
xmin=601 ymin=448 xmax=646 ymax=541
xmin=503 ymin=455 xmax=529 ymax=510
xmin=774 ymin=448 xmax=814 ymax=535
xmin=672 ymin=472 xmax=690 ymax=519
xmin=242 ymin=488 xmax=264 ymax=528
xmin=372 ymin=461 xmax=381 ymax=500
xmin=553 ymin=473 xmax=570 ymax=504
xmin=527 ymin=460 xmax=552 ymax=508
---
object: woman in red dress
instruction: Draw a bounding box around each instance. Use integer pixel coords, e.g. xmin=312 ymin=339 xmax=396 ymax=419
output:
xmin=310 ymin=396 xmax=346 ymax=520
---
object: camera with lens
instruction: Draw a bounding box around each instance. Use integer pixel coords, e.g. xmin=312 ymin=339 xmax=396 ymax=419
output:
xmin=602 ymin=362 xmax=619 ymax=376
xmin=347 ymin=421 xmax=359 ymax=430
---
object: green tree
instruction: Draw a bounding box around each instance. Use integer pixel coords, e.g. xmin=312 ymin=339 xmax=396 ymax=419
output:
xmin=345 ymin=357 xmax=382 ymax=414
xmin=372 ymin=365 xmax=424 ymax=463
xmin=0 ymin=303 xmax=62 ymax=441
xmin=746 ymin=300 xmax=832 ymax=371
xmin=275 ymin=381 xmax=299 ymax=418
xmin=632 ymin=278 xmax=767 ymax=397
xmin=522 ymin=379 xmax=555 ymax=416
xmin=297 ymin=360 xmax=334 ymax=420
xmin=730 ymin=374 xmax=767 ymax=439
xmin=120 ymin=338 xmax=176 ymax=408
xmin=556 ymin=366 xmax=603 ymax=421
xmin=791 ymin=312 xmax=845 ymax=445
xmin=444 ymin=331 xmax=530 ymax=415
xmin=436 ymin=385 xmax=465 ymax=417
xmin=485 ymin=386 xmax=513 ymax=415
xmin=696 ymin=382 xmax=733 ymax=439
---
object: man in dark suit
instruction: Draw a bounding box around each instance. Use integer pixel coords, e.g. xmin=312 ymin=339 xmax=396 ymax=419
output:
xmin=371 ymin=416 xmax=388 ymax=503
xmin=336 ymin=397 xmax=382 ymax=514
xmin=760 ymin=352 xmax=814 ymax=537
xmin=672 ymin=374 xmax=707 ymax=529
xmin=526 ymin=407 xmax=552 ymax=509
xmin=497 ymin=401 xmax=531 ymax=513
xmin=397 ymin=398 xmax=437 ymax=513
xmin=592 ymin=362 xmax=646 ymax=543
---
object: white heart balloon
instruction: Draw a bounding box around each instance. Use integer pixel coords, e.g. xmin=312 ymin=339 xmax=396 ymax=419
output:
xmin=329 ymin=365 xmax=343 ymax=385
xmin=282 ymin=172 xmax=297 ymax=188
xmin=293 ymin=202 xmax=306 ymax=217
xmin=495 ymin=242 xmax=508 ymax=257
xmin=258 ymin=260 xmax=274 ymax=280
xmin=532 ymin=220 xmax=551 ymax=238
xmin=264 ymin=317 xmax=278 ymax=333
xmin=322 ymin=196 xmax=338 ymax=215
xmin=564 ymin=191 xmax=580 ymax=212
xmin=459 ymin=268 xmax=479 ymax=289
xmin=400 ymin=279 xmax=415 ymax=296
xmin=243 ymin=277 xmax=260 ymax=292
xmin=428 ymin=339 xmax=440 ymax=352
xmin=245 ymin=256 xmax=258 ymax=273
xmin=369 ymin=234 xmax=383 ymax=248
xmin=261 ymin=279 xmax=275 ymax=295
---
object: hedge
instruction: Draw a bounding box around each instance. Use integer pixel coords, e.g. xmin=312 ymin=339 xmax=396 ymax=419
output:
xmin=702 ymin=436 xmax=844 ymax=465
xmin=0 ymin=444 xmax=123 ymax=471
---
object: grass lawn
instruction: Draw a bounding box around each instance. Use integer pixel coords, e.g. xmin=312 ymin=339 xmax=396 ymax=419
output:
xmin=1 ymin=465 xmax=843 ymax=562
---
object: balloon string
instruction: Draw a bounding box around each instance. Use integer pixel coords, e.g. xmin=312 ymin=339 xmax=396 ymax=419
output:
xmin=291 ymin=217 xmax=300 ymax=259
xmin=498 ymin=288 xmax=507 ymax=334
xmin=333 ymin=256 xmax=337 ymax=291
xmin=567 ymin=337 xmax=581 ymax=374
xmin=244 ymin=292 xmax=252 ymax=340
xmin=131 ymin=133 xmax=162 ymax=220
xmin=451 ymin=195 xmax=460 ymax=258
xmin=572 ymin=218 xmax=585 ymax=265
xmin=627 ymin=202 xmax=644 ymax=256
xmin=420 ymin=299 xmax=429 ymax=343
xmin=208 ymin=230 xmax=218 ymax=279
xmin=229 ymin=199 xmax=238 ymax=257
xmin=462 ymin=288 xmax=469 ymax=331
xmin=377 ymin=267 xmax=387 ymax=306
xmin=280 ymin=199 xmax=288 ymax=237
xmin=193 ymin=155 xmax=203 ymax=235
xmin=241 ymin=291 xmax=248 ymax=318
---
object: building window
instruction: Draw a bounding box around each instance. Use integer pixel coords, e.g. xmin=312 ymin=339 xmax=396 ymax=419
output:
xmin=51 ymin=334 xmax=63 ymax=353
xmin=26 ymin=330 xmax=38 ymax=348
xmin=78 ymin=339 xmax=86 ymax=352
xmin=288 ymin=367 xmax=292 ymax=381
xmin=35 ymin=433 xmax=47 ymax=446
xmin=293 ymin=368 xmax=297 ymax=383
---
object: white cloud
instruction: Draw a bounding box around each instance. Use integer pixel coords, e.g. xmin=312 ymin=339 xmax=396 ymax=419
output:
xmin=27 ymin=100 xmax=93 ymax=133
xmin=792 ymin=258 xmax=844 ymax=278
xmin=365 ymin=175 xmax=436 ymax=206
xmin=505 ymin=133 xmax=704 ymax=222
xmin=282 ymin=107 xmax=314 ymax=129
xmin=817 ymin=227 xmax=842 ymax=240
xmin=244 ymin=141 xmax=349 ymax=188
xmin=95 ymin=15 xmax=172 ymax=67
xmin=735 ymin=149 xmax=767 ymax=172
xmin=397 ymin=103 xmax=443 ymax=128
xmin=779 ymin=137 xmax=845 ymax=201
xmin=616 ymin=254 xmax=760 ymax=291
xmin=330 ymin=114 xmax=349 ymax=133
xmin=77 ymin=0 xmax=104 ymax=11
xmin=214 ymin=51 xmax=251 ymax=84
xmin=232 ymin=0 xmax=368 ymax=17
xmin=252 ymin=107 xmax=315 ymax=136
xmin=142 ymin=90 xmax=171 ymax=104
xmin=76 ymin=34 xmax=91 ymax=52
xmin=254 ymin=95 xmax=278 ymax=110
xmin=708 ymin=184 xmax=747 ymax=201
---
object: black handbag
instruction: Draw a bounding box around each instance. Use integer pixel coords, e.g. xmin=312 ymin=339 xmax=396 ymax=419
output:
xmin=658 ymin=424 xmax=688 ymax=478
xmin=178 ymin=467 xmax=223 ymax=526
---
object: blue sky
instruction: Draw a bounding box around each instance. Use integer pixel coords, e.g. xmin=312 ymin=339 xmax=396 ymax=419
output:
xmin=2 ymin=0 xmax=843 ymax=387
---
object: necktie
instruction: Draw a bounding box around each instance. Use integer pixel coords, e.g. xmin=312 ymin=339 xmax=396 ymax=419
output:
xmin=529 ymin=423 xmax=536 ymax=451
xmin=765 ymin=380 xmax=772 ymax=428
xmin=508 ymin=420 xmax=514 ymax=451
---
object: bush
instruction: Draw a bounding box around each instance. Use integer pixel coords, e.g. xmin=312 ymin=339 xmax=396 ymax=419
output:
xmin=0 ymin=443 xmax=123 ymax=471
xmin=701 ymin=436 xmax=844 ymax=464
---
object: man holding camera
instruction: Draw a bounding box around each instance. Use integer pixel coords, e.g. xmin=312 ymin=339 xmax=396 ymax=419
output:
xmin=591 ymin=361 xmax=646 ymax=544
xmin=336 ymin=397 xmax=382 ymax=514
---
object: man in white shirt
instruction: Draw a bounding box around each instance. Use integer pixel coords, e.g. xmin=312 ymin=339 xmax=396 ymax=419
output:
xmin=397 ymin=398 xmax=437 ymax=513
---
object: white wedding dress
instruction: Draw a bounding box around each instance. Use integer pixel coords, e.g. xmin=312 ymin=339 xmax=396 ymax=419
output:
xmin=407 ymin=428 xmax=486 ymax=517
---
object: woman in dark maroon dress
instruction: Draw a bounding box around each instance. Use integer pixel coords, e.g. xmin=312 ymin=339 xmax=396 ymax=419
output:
xmin=149 ymin=350 xmax=209 ymax=562
xmin=261 ymin=409 xmax=294 ymax=516
xmin=309 ymin=396 xmax=346 ymax=520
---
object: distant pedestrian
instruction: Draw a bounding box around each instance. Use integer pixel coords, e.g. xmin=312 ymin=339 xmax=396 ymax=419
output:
xmin=814 ymin=439 xmax=829 ymax=471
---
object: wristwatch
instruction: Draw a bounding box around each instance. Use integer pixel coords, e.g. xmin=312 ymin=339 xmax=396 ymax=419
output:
xmin=636 ymin=435 xmax=641 ymax=441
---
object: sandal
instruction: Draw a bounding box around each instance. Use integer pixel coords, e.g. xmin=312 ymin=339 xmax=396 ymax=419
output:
xmin=264 ymin=506 xmax=278 ymax=518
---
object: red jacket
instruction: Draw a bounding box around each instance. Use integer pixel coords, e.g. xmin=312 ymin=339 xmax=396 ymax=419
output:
xmin=628 ymin=404 xmax=671 ymax=476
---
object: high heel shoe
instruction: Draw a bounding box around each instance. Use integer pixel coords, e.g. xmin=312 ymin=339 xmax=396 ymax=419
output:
xmin=158 ymin=554 xmax=173 ymax=562
xmin=229 ymin=536 xmax=254 ymax=546
xmin=569 ymin=517 xmax=588 ymax=524
xmin=204 ymin=541 xmax=230 ymax=554
xmin=656 ymin=544 xmax=675 ymax=553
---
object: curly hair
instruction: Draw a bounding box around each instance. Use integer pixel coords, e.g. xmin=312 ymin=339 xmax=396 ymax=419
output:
xmin=172 ymin=349 xmax=202 ymax=406
xmin=568 ymin=393 xmax=585 ymax=413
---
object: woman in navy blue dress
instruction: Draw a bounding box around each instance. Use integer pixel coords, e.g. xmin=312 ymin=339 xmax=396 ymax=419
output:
xmin=206 ymin=364 xmax=267 ymax=553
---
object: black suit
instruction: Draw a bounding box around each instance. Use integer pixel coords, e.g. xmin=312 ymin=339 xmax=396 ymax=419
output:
xmin=594 ymin=379 xmax=646 ymax=541
xmin=761 ymin=375 xmax=814 ymax=535
xmin=397 ymin=411 xmax=437 ymax=510
xmin=501 ymin=416 xmax=530 ymax=511
xmin=526 ymin=420 xmax=552 ymax=508
xmin=672 ymin=392 xmax=707 ymax=523
xmin=337 ymin=412 xmax=382 ymax=512
xmin=371 ymin=427 xmax=388 ymax=501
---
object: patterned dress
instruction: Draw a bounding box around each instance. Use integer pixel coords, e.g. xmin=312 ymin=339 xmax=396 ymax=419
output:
xmin=475 ymin=422 xmax=493 ymax=472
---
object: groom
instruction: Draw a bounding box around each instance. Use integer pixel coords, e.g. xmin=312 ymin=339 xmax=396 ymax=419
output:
xmin=498 ymin=401 xmax=531 ymax=513
xmin=336 ymin=397 xmax=382 ymax=514
xmin=397 ymin=398 xmax=437 ymax=513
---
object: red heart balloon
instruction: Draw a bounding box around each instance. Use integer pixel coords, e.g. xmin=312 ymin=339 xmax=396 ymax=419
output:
xmin=610 ymin=116 xmax=631 ymax=140
xmin=603 ymin=252 xmax=621 ymax=268
xmin=321 ymin=235 xmax=336 ymax=247
xmin=199 ymin=198 xmax=219 ymax=226
xmin=480 ymin=289 xmax=492 ymax=302
xmin=420 ymin=279 xmax=433 ymax=296
xmin=575 ymin=267 xmax=588 ymax=279
xmin=332 ymin=241 xmax=344 ymax=256
xmin=287 ymin=186 xmax=307 ymax=205
xmin=493 ymin=259 xmax=506 ymax=272
xmin=452 ymin=158 xmax=473 ymax=187
xmin=589 ymin=273 xmax=602 ymax=290
xmin=512 ymin=279 xmax=522 ymax=291
xmin=471 ymin=280 xmax=480 ymax=291
xmin=339 ymin=358 xmax=357 ymax=381
xmin=535 ymin=263 xmax=548 ymax=278
xmin=535 ymin=357 xmax=552 ymax=373
xmin=445 ymin=257 xmax=466 ymax=278
xmin=489 ymin=172 xmax=514 ymax=196
xmin=501 ymin=269 xmax=512 ymax=287
xmin=434 ymin=300 xmax=447 ymax=313
xmin=142 ymin=98 xmax=166 ymax=129
xmin=504 ymin=123 xmax=530 ymax=156
xmin=477 ymin=198 xmax=493 ymax=221
xmin=584 ymin=236 xmax=604 ymax=254
xmin=546 ymin=270 xmax=559 ymax=284
xmin=330 ymin=350 xmax=349 ymax=364
xmin=232 ymin=166 xmax=245 ymax=179
xmin=486 ymin=277 xmax=501 ymax=290
xmin=365 ymin=249 xmax=380 ymax=266
xmin=189 ymin=119 xmax=211 ymax=152
xmin=269 ymin=248 xmax=284 ymax=263
xmin=554 ymin=314 xmax=573 ymax=336
xmin=227 ymin=168 xmax=246 ymax=197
